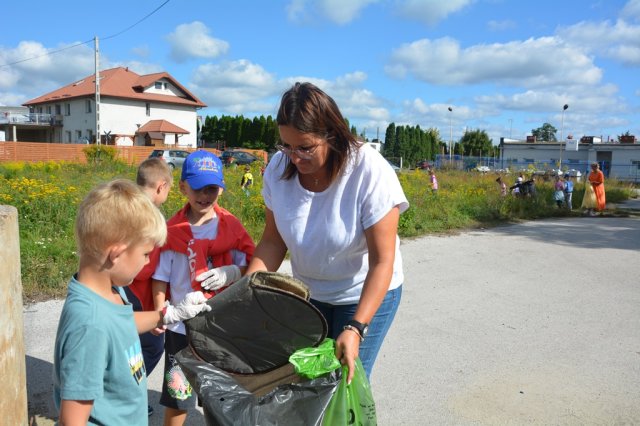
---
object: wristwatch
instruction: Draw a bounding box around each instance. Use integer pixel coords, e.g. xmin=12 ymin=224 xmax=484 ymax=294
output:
xmin=343 ymin=319 xmax=369 ymax=341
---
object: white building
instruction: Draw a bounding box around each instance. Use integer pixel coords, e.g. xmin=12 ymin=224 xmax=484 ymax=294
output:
xmin=499 ymin=136 xmax=640 ymax=182
xmin=19 ymin=67 xmax=206 ymax=147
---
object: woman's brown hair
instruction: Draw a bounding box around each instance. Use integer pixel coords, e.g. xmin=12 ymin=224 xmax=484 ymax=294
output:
xmin=276 ymin=82 xmax=359 ymax=182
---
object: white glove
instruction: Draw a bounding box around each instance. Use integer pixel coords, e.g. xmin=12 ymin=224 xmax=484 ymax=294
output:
xmin=162 ymin=291 xmax=212 ymax=324
xmin=196 ymin=265 xmax=241 ymax=291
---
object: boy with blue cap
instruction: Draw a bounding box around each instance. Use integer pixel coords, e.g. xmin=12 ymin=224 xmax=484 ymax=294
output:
xmin=151 ymin=150 xmax=255 ymax=425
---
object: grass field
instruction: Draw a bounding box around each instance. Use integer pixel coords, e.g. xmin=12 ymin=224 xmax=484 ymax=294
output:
xmin=0 ymin=159 xmax=634 ymax=302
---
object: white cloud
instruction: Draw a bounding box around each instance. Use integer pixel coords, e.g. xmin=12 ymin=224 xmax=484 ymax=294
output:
xmin=0 ymin=41 xmax=95 ymax=102
xmin=131 ymin=45 xmax=150 ymax=58
xmin=319 ymin=0 xmax=380 ymax=24
xmin=487 ymin=19 xmax=516 ymax=32
xmin=385 ymin=36 xmax=603 ymax=88
xmin=396 ymin=0 xmax=474 ymax=26
xmin=621 ymin=0 xmax=640 ymax=21
xmin=0 ymin=92 xmax=28 ymax=106
xmin=166 ymin=22 xmax=229 ymax=63
xmin=557 ymin=19 xmax=640 ymax=66
xmin=286 ymin=0 xmax=379 ymax=24
xmin=190 ymin=60 xmax=280 ymax=114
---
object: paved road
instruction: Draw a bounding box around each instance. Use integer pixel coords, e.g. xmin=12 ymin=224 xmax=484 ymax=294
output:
xmin=25 ymin=200 xmax=640 ymax=425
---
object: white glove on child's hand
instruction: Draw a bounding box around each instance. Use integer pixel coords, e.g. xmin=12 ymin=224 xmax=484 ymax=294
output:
xmin=196 ymin=265 xmax=241 ymax=291
xmin=162 ymin=291 xmax=212 ymax=324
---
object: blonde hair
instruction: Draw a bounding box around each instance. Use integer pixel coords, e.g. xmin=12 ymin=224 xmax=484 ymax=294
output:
xmin=75 ymin=179 xmax=167 ymax=262
xmin=136 ymin=157 xmax=173 ymax=189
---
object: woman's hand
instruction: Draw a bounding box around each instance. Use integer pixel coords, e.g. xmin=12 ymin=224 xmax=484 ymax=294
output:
xmin=335 ymin=328 xmax=361 ymax=384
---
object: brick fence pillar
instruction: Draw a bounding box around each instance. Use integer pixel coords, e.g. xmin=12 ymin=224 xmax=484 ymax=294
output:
xmin=0 ymin=205 xmax=27 ymax=425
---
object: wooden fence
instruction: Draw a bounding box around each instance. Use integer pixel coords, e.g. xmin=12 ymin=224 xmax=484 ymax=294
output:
xmin=0 ymin=142 xmax=269 ymax=165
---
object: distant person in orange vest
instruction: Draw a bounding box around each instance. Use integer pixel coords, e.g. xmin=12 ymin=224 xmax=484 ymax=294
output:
xmin=587 ymin=162 xmax=606 ymax=215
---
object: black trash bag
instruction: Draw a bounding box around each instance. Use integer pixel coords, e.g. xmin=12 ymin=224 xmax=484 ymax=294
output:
xmin=176 ymin=271 xmax=340 ymax=426
xmin=177 ymin=347 xmax=341 ymax=426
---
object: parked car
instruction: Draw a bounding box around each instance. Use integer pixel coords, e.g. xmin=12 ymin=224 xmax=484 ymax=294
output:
xmin=415 ymin=160 xmax=431 ymax=170
xmin=148 ymin=149 xmax=191 ymax=169
xmin=221 ymin=150 xmax=259 ymax=166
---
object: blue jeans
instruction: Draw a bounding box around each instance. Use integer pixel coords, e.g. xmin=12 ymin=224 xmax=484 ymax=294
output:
xmin=311 ymin=286 xmax=402 ymax=379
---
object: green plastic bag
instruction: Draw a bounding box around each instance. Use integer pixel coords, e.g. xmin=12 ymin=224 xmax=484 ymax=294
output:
xmin=289 ymin=338 xmax=342 ymax=379
xmin=289 ymin=339 xmax=377 ymax=425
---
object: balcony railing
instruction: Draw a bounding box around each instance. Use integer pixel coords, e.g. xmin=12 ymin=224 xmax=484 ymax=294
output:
xmin=0 ymin=113 xmax=55 ymax=125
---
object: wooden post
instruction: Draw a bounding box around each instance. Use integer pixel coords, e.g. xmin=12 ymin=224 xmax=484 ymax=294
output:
xmin=0 ymin=205 xmax=27 ymax=424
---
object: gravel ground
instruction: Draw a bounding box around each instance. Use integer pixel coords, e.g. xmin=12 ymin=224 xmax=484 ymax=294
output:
xmin=26 ymin=198 xmax=640 ymax=425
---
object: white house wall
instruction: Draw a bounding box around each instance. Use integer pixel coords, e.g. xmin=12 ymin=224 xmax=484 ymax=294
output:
xmin=99 ymin=98 xmax=198 ymax=147
xmin=59 ymin=98 xmax=96 ymax=142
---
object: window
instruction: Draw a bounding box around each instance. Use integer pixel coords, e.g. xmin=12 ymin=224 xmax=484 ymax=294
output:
xmin=55 ymin=104 xmax=61 ymax=115
xmin=76 ymin=130 xmax=82 ymax=140
xmin=164 ymin=82 xmax=168 ymax=90
xmin=87 ymin=130 xmax=93 ymax=143
xmin=65 ymin=131 xmax=72 ymax=143
xmin=65 ymin=104 xmax=71 ymax=116
xmin=85 ymin=99 xmax=92 ymax=113
xmin=632 ymin=161 xmax=640 ymax=170
xmin=46 ymin=106 xmax=52 ymax=114
xmin=146 ymin=103 xmax=150 ymax=116
xmin=155 ymin=82 xmax=162 ymax=89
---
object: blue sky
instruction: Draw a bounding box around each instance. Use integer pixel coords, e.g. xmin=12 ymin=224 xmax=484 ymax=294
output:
xmin=1 ymin=0 xmax=639 ymax=145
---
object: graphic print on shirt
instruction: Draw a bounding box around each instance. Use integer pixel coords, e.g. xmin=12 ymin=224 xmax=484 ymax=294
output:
xmin=127 ymin=340 xmax=146 ymax=385
xmin=165 ymin=353 xmax=192 ymax=400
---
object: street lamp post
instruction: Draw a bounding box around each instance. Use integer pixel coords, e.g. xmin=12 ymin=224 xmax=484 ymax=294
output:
xmin=448 ymin=107 xmax=453 ymax=162
xmin=559 ymin=104 xmax=569 ymax=169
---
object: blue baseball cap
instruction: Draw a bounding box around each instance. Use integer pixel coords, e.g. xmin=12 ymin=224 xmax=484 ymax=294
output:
xmin=181 ymin=150 xmax=226 ymax=190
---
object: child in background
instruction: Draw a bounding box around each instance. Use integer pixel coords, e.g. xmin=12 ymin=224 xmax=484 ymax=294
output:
xmin=240 ymin=166 xmax=254 ymax=196
xmin=54 ymin=179 xmax=210 ymax=425
xmin=563 ymin=173 xmax=574 ymax=210
xmin=152 ymin=150 xmax=255 ymax=426
xmin=553 ymin=175 xmax=565 ymax=208
xmin=429 ymin=169 xmax=438 ymax=194
xmin=136 ymin=157 xmax=174 ymax=206
xmin=496 ymin=176 xmax=507 ymax=196
xmin=123 ymin=157 xmax=174 ymax=416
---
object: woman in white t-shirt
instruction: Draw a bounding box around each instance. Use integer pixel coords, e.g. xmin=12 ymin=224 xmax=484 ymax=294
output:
xmin=246 ymin=82 xmax=409 ymax=383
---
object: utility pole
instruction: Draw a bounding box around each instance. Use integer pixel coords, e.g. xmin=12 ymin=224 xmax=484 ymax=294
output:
xmin=94 ymin=36 xmax=101 ymax=145
xmin=559 ymin=104 xmax=568 ymax=169
xmin=448 ymin=107 xmax=453 ymax=162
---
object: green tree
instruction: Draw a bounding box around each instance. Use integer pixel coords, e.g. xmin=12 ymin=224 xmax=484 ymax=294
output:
xmin=384 ymin=123 xmax=396 ymax=156
xmin=460 ymin=129 xmax=493 ymax=157
xmin=532 ymin=123 xmax=558 ymax=142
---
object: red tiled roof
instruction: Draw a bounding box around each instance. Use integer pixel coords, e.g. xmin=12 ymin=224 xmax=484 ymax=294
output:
xmin=23 ymin=67 xmax=206 ymax=108
xmin=136 ymin=119 xmax=189 ymax=134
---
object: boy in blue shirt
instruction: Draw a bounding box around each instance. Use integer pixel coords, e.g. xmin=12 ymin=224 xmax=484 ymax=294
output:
xmin=564 ymin=173 xmax=574 ymax=210
xmin=53 ymin=179 xmax=210 ymax=425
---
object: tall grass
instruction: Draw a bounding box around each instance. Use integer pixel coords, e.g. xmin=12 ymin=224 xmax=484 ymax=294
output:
xmin=0 ymin=161 xmax=634 ymax=302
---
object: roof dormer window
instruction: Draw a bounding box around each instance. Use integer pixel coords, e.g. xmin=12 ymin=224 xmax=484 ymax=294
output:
xmin=155 ymin=82 xmax=163 ymax=90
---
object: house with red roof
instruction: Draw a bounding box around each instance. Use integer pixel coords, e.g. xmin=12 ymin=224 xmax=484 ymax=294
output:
xmin=20 ymin=67 xmax=206 ymax=147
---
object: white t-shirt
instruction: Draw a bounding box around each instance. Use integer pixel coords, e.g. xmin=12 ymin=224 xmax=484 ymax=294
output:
xmin=153 ymin=215 xmax=247 ymax=334
xmin=263 ymin=146 xmax=409 ymax=304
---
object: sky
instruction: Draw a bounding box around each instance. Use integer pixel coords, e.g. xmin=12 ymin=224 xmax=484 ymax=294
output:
xmin=1 ymin=0 xmax=639 ymax=145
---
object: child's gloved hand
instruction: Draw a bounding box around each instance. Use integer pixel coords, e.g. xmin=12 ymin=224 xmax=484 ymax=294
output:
xmin=162 ymin=291 xmax=212 ymax=324
xmin=196 ymin=265 xmax=241 ymax=291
